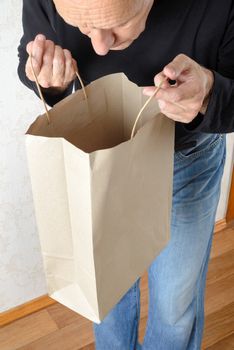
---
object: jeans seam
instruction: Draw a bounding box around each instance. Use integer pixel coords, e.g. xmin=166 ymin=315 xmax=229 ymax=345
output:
xmin=133 ymin=279 xmax=141 ymax=350
xmin=135 ymin=279 xmax=140 ymax=323
xmin=192 ymin=231 xmax=213 ymax=350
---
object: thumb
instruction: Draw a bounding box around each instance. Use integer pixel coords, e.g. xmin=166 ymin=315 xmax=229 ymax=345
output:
xmin=163 ymin=54 xmax=190 ymax=80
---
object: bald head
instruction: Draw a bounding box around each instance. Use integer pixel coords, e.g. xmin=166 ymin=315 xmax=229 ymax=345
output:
xmin=53 ymin=0 xmax=154 ymax=55
xmin=54 ymin=0 xmax=145 ymax=28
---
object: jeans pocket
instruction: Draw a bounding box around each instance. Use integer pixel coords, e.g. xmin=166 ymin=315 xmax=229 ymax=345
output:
xmin=175 ymin=134 xmax=223 ymax=161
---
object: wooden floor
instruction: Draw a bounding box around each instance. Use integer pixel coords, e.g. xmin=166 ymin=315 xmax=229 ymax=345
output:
xmin=1 ymin=227 xmax=234 ymax=350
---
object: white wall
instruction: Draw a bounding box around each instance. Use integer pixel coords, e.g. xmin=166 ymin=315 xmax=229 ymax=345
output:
xmin=0 ymin=0 xmax=47 ymax=313
xmin=216 ymin=135 xmax=234 ymax=221
xmin=0 ymin=0 xmax=233 ymax=313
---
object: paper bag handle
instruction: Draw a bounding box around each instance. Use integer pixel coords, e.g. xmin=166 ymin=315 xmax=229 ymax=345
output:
xmin=30 ymin=53 xmax=166 ymax=135
xmin=29 ymin=54 xmax=88 ymax=124
xmin=130 ymin=77 xmax=168 ymax=140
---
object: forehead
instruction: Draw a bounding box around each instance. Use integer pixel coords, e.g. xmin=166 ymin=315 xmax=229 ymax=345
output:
xmin=53 ymin=0 xmax=143 ymax=28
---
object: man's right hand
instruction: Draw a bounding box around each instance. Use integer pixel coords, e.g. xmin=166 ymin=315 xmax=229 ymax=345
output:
xmin=26 ymin=34 xmax=78 ymax=92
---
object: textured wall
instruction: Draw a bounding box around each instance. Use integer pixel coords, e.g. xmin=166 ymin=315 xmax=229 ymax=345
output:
xmin=0 ymin=0 xmax=47 ymax=313
xmin=0 ymin=0 xmax=233 ymax=313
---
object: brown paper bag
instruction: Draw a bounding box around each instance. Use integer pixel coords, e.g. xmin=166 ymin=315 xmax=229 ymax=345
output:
xmin=25 ymin=73 xmax=175 ymax=323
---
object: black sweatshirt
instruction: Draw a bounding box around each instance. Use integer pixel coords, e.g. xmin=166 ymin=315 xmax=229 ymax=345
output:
xmin=18 ymin=0 xmax=234 ymax=151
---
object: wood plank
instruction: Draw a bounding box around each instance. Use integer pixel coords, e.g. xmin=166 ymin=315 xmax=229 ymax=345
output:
xmin=17 ymin=318 xmax=94 ymax=350
xmin=0 ymin=224 xmax=233 ymax=350
xmin=202 ymin=302 xmax=234 ymax=349
xmin=206 ymin=249 xmax=234 ymax=285
xmin=205 ymin=273 xmax=234 ymax=316
xmin=0 ymin=222 xmax=229 ymax=329
xmin=0 ymin=310 xmax=58 ymax=350
xmin=205 ymin=332 xmax=234 ymax=350
xmin=46 ymin=303 xmax=85 ymax=329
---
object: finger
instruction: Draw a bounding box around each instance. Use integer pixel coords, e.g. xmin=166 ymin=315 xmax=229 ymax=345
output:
xmin=25 ymin=42 xmax=34 ymax=80
xmin=37 ymin=40 xmax=55 ymax=88
xmin=63 ymin=49 xmax=76 ymax=86
xmin=158 ymin=99 xmax=200 ymax=122
xmin=143 ymin=72 xmax=175 ymax=96
xmin=163 ymin=53 xmax=192 ymax=80
xmin=153 ymin=72 xmax=171 ymax=89
xmin=31 ymin=34 xmax=46 ymax=75
xmin=52 ymin=45 xmax=65 ymax=87
xmin=144 ymin=81 xmax=202 ymax=106
xmin=143 ymin=82 xmax=169 ymax=99
xmin=26 ymin=41 xmax=33 ymax=56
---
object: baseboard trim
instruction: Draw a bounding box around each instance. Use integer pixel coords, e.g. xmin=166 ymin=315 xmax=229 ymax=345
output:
xmin=0 ymin=219 xmax=230 ymax=328
xmin=214 ymin=219 xmax=228 ymax=233
xmin=0 ymin=295 xmax=56 ymax=327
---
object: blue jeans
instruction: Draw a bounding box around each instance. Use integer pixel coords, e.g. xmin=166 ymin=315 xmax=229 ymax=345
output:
xmin=93 ymin=133 xmax=226 ymax=350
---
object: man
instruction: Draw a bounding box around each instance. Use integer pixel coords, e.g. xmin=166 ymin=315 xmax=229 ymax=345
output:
xmin=17 ymin=1 xmax=234 ymax=349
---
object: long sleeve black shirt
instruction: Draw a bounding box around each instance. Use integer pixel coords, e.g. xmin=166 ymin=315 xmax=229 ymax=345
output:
xmin=18 ymin=0 xmax=234 ymax=151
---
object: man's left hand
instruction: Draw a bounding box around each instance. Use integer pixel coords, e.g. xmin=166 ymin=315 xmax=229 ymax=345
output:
xmin=143 ymin=54 xmax=214 ymax=123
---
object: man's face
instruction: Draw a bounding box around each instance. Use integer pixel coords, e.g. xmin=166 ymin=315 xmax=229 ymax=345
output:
xmin=53 ymin=0 xmax=154 ymax=55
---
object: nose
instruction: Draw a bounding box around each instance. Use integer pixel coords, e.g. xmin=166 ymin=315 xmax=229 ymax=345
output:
xmin=90 ymin=29 xmax=115 ymax=55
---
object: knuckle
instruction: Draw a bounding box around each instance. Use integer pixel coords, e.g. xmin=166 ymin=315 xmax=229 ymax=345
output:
xmin=35 ymin=40 xmax=44 ymax=50
xmin=35 ymin=34 xmax=46 ymax=41
xmin=55 ymin=44 xmax=62 ymax=53
xmin=177 ymin=53 xmax=187 ymax=61
xmin=178 ymin=53 xmax=185 ymax=59
xmin=63 ymin=49 xmax=72 ymax=58
xmin=46 ymin=39 xmax=55 ymax=47
xmin=43 ymin=52 xmax=53 ymax=63
xmin=54 ymin=55 xmax=64 ymax=67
